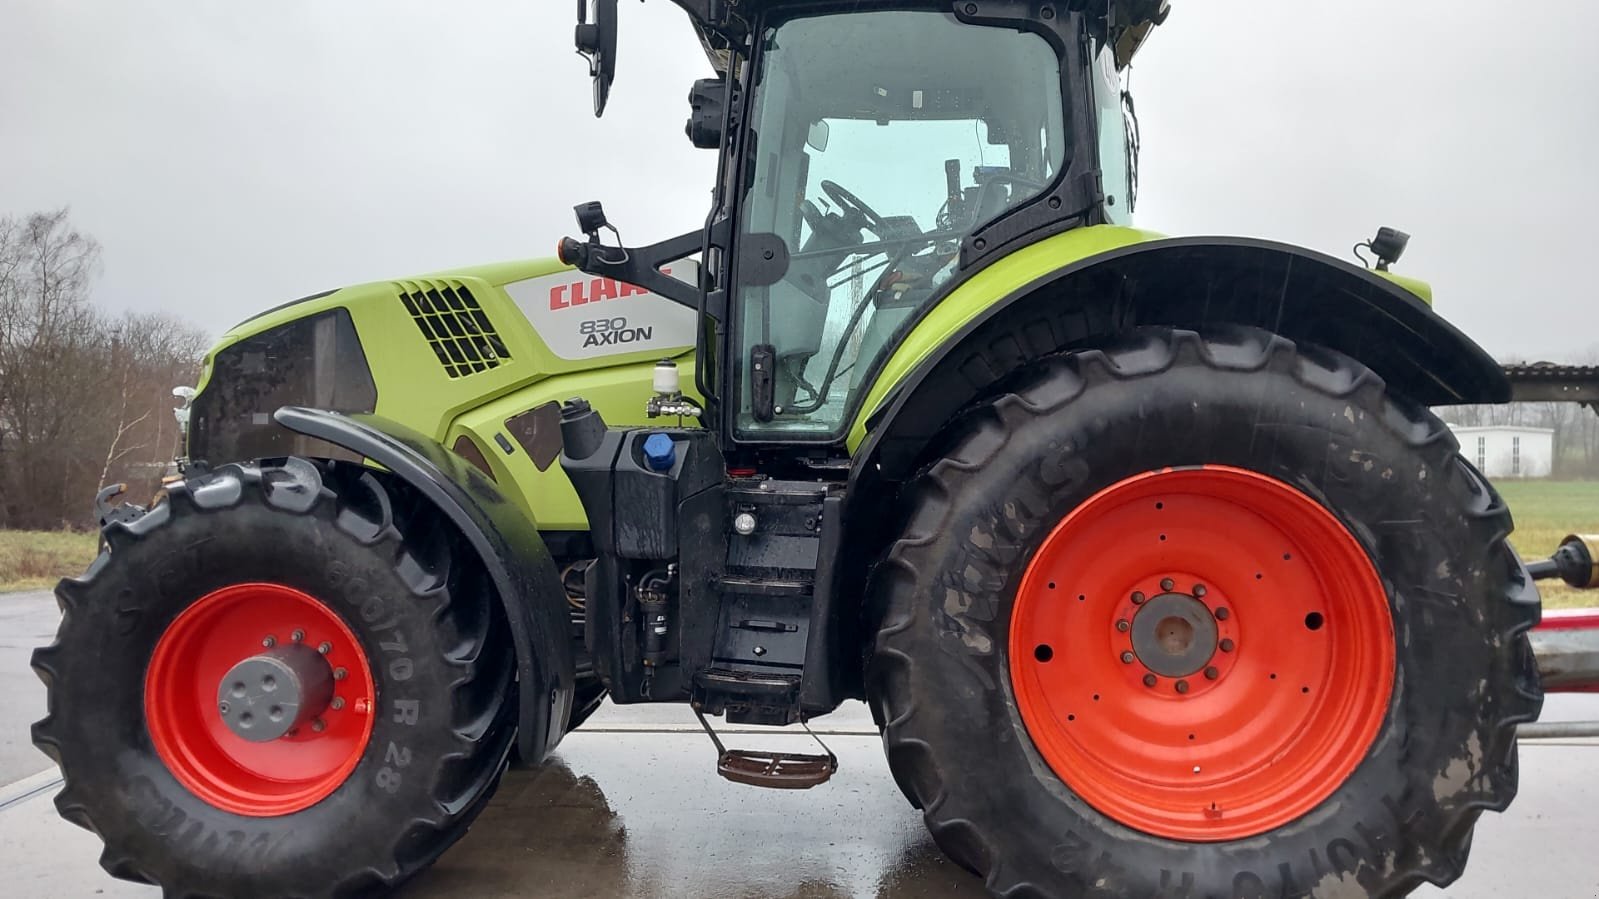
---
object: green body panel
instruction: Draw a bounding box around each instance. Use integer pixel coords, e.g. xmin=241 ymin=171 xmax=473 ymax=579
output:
xmin=196 ymin=256 xmax=696 ymax=531
xmin=845 ymin=224 xmax=1163 ymax=451
xmin=1375 ymin=270 xmax=1434 ymax=305
xmin=445 ymin=355 xmax=698 ymax=530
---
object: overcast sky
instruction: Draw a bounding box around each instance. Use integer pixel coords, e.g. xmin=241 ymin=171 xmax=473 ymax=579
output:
xmin=3 ymin=0 xmax=1596 ymax=362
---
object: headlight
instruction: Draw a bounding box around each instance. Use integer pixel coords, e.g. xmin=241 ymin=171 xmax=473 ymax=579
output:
xmin=188 ymin=309 xmax=376 ymax=463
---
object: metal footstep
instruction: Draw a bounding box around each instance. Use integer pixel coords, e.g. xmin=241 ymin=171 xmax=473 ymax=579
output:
xmin=693 ymin=707 xmax=838 ymax=790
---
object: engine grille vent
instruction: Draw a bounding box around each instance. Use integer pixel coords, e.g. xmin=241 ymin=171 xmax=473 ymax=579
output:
xmin=396 ymin=280 xmax=511 ymax=379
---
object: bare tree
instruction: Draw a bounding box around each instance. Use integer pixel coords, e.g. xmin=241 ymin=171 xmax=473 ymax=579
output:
xmin=98 ymin=311 xmax=209 ymax=493
xmin=0 ymin=209 xmax=106 ymax=527
xmin=0 ymin=209 xmax=207 ymax=529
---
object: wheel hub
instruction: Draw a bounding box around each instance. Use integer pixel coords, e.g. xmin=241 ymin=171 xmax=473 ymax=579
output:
xmin=217 ymin=645 xmax=334 ymax=742
xmin=1130 ymin=593 xmax=1216 ymax=678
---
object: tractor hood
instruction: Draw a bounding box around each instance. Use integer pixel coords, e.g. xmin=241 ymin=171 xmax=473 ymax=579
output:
xmin=677 ymin=0 xmax=1171 ymax=71
xmin=187 ymin=255 xmax=699 ymax=469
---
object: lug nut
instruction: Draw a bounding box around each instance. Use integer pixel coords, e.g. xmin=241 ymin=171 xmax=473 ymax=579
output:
xmin=331 ymin=697 xmax=345 ymax=710
xmin=1205 ymin=666 xmax=1220 ymax=680
xmin=334 ymin=667 xmax=348 ymax=681
xmin=1193 ymin=584 xmax=1207 ymax=597
xmin=318 ymin=641 xmax=332 ymax=655
xmin=1121 ymin=651 xmax=1136 ymax=664
xmin=291 ymin=629 xmax=305 ymax=643
xmin=1160 ymin=578 xmax=1175 ymax=591
xmin=1175 ymin=680 xmax=1190 ymax=694
xmin=1142 ymin=674 xmax=1158 ymax=688
xmin=1116 ymin=619 xmax=1130 ymax=633
xmin=1215 ymin=607 xmax=1230 ymax=621
xmin=262 ymin=636 xmax=276 ymax=648
xmin=1220 ymin=638 xmax=1235 ymax=653
xmin=311 ymin=718 xmax=326 ymax=733
xmin=1131 ymin=591 xmax=1146 ymax=604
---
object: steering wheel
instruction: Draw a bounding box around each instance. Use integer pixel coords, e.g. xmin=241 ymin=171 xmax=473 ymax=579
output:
xmin=820 ymin=179 xmax=890 ymax=234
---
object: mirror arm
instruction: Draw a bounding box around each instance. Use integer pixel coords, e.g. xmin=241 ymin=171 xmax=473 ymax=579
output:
xmin=558 ymin=229 xmax=704 ymax=311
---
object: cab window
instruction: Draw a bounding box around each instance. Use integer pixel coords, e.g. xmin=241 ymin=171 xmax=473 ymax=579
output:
xmin=734 ymin=10 xmax=1066 ymax=439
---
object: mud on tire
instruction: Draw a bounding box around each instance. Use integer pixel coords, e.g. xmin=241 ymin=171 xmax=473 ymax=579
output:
xmin=865 ymin=328 xmax=1543 ymax=898
xmin=32 ymin=458 xmax=516 ymax=898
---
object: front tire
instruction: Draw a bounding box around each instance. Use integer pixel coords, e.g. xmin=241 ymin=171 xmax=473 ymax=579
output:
xmin=866 ymin=328 xmax=1542 ymax=897
xmin=32 ymin=458 xmax=516 ymax=898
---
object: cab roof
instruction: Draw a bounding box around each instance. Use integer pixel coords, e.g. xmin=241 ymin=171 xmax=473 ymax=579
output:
xmin=674 ymin=0 xmax=1171 ymax=71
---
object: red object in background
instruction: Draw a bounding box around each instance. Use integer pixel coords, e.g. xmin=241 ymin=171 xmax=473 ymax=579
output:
xmin=1532 ymin=609 xmax=1599 ymax=693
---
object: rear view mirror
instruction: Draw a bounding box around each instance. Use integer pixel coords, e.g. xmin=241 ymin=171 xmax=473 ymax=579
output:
xmin=575 ymin=0 xmax=619 ymax=117
xmin=807 ymin=120 xmax=830 ymax=153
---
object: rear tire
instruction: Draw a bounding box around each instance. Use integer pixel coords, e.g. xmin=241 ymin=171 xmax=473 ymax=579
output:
xmin=866 ymin=328 xmax=1542 ymax=897
xmin=32 ymin=458 xmax=516 ymax=898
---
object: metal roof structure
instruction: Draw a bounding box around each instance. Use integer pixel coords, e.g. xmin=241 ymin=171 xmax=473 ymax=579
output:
xmin=1503 ymin=363 xmax=1599 ymax=407
xmin=670 ymin=0 xmax=1173 ymax=72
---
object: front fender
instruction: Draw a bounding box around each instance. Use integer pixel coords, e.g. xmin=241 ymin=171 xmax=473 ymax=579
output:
xmin=274 ymin=406 xmax=574 ymax=764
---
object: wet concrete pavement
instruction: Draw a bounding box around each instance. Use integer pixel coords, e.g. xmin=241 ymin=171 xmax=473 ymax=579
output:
xmin=4 ymin=589 xmax=1599 ymax=897
xmin=0 ymin=591 xmax=54 ymax=785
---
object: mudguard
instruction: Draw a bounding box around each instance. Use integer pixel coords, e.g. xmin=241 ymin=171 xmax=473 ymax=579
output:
xmin=852 ymin=235 xmax=1511 ymax=480
xmin=274 ymin=406 xmax=575 ymax=763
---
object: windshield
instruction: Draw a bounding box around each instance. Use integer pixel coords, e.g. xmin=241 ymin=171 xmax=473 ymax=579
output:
xmin=733 ymin=9 xmax=1066 ymax=439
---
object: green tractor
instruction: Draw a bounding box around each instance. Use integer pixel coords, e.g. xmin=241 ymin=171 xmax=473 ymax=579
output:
xmin=34 ymin=2 xmax=1543 ymax=896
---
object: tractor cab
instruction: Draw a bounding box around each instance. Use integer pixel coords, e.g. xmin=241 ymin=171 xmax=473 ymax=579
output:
xmin=730 ymin=9 xmax=1069 ymax=437
xmin=562 ymin=0 xmax=1167 ymax=450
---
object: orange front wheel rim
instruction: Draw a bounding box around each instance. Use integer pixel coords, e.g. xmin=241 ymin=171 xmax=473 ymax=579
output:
xmin=1009 ymin=466 xmax=1395 ymax=841
xmin=145 ymin=583 xmax=377 ymax=816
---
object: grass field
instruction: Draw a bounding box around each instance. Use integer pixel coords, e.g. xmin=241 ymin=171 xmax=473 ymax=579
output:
xmin=0 ymin=530 xmax=98 ymax=593
xmin=3 ymin=481 xmax=1598 ymax=606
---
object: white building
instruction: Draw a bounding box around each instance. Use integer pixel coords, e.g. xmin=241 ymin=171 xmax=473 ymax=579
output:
xmin=1448 ymin=426 xmax=1554 ymax=479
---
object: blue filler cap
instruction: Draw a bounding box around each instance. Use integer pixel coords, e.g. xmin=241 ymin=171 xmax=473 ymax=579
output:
xmin=642 ymin=433 xmax=676 ymax=472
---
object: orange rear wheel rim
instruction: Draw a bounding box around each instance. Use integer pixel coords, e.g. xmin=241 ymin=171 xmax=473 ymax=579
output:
xmin=1009 ymin=466 xmax=1394 ymax=841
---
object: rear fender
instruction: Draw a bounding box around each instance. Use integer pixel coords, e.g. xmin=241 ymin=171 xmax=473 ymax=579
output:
xmin=851 ymin=236 xmax=1510 ymax=481
xmin=275 ymin=406 xmax=575 ymax=763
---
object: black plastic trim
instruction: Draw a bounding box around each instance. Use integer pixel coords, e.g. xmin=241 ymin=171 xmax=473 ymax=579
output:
xmin=189 ymin=308 xmax=376 ymax=465
xmin=799 ymin=492 xmax=848 ymax=713
xmin=273 ymin=406 xmax=575 ymax=763
xmin=230 ymin=287 xmax=339 ymax=329
xmin=570 ymin=229 xmax=704 ymax=310
xmin=738 ymin=231 xmax=791 ymax=287
xmin=954 ymin=3 xmax=1103 ymax=266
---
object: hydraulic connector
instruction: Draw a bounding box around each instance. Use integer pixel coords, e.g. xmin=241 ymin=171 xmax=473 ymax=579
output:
xmin=1526 ymin=534 xmax=1599 ymax=589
